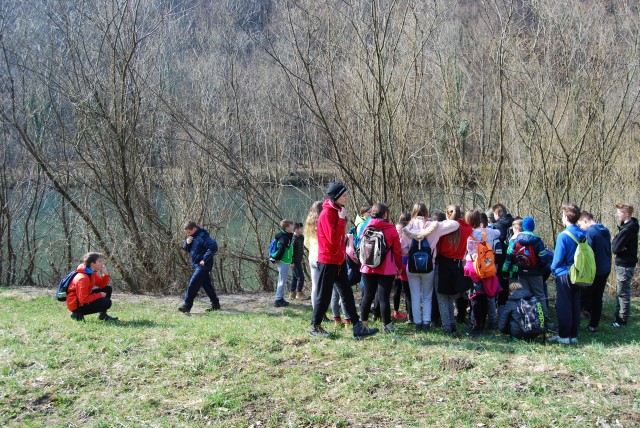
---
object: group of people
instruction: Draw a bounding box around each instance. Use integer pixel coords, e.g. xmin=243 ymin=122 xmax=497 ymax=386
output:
xmin=64 ymin=181 xmax=638 ymax=347
xmin=270 ymin=181 xmax=638 ymax=343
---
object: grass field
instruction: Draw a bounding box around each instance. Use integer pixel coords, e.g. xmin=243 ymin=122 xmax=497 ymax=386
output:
xmin=1 ymin=287 xmax=639 ymax=427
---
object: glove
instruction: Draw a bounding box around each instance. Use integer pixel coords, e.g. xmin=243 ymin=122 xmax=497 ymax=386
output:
xmin=338 ymin=207 xmax=347 ymax=219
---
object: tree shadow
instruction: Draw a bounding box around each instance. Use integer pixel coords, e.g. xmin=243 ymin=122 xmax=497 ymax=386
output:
xmin=105 ymin=319 xmax=168 ymax=328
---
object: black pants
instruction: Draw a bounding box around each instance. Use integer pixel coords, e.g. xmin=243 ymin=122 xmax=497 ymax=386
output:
xmin=471 ymin=291 xmax=487 ymax=329
xmin=289 ymin=261 xmax=305 ymax=292
xmin=312 ymin=263 xmax=359 ymax=326
xmin=361 ymin=273 xmax=394 ymax=325
xmin=584 ymin=272 xmax=610 ymax=328
xmin=76 ymin=286 xmax=113 ymax=316
xmin=393 ymin=278 xmax=411 ymax=318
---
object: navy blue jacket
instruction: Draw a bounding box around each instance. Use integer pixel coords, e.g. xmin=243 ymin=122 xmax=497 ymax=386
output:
xmin=584 ymin=224 xmax=612 ymax=275
xmin=499 ymin=288 xmax=533 ymax=339
xmin=612 ymin=218 xmax=639 ymax=268
xmin=182 ymin=227 xmax=218 ymax=270
xmin=507 ymin=232 xmax=550 ymax=276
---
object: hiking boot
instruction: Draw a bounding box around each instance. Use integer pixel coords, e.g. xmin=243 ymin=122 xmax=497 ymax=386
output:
xmin=70 ymin=312 xmax=85 ymax=321
xmin=296 ymin=291 xmax=310 ymax=300
xmin=393 ymin=312 xmax=407 ymax=321
xmin=547 ymin=335 xmax=570 ymax=345
xmin=206 ymin=302 xmax=221 ymax=312
xmin=422 ymin=322 xmax=432 ymax=332
xmin=587 ymin=325 xmax=598 ymax=333
xmin=98 ymin=312 xmax=118 ymax=321
xmin=274 ymin=299 xmax=290 ymax=308
xmin=383 ymin=323 xmax=395 ymax=334
xmin=310 ymin=324 xmax=330 ymax=338
xmin=289 ymin=291 xmax=296 ymax=300
xmin=178 ymin=305 xmax=191 ymax=313
xmin=353 ymin=321 xmax=379 ymax=338
xmin=415 ymin=323 xmax=423 ymax=333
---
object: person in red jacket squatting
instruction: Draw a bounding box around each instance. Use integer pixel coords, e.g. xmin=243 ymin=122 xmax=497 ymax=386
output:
xmin=66 ymin=252 xmax=118 ymax=321
xmin=310 ymin=182 xmax=379 ymax=339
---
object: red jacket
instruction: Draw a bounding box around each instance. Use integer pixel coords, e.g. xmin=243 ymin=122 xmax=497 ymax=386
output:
xmin=359 ymin=218 xmax=403 ymax=275
xmin=317 ymin=199 xmax=347 ymax=265
xmin=66 ymin=264 xmax=110 ymax=312
xmin=437 ymin=219 xmax=473 ymax=260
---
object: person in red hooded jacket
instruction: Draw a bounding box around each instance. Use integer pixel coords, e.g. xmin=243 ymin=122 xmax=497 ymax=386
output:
xmin=309 ymin=182 xmax=379 ymax=339
xmin=66 ymin=252 xmax=118 ymax=321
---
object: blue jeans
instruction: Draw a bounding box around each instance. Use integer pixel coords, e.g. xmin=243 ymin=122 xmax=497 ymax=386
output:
xmin=407 ymin=270 xmax=435 ymax=325
xmin=184 ymin=268 xmax=219 ymax=309
xmin=555 ymin=274 xmax=581 ymax=339
xmin=275 ymin=262 xmax=290 ymax=301
xmin=615 ymin=266 xmax=635 ymax=324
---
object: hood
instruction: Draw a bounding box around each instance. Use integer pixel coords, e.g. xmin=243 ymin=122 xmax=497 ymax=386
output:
xmin=322 ymin=198 xmax=341 ymax=212
xmin=76 ymin=264 xmax=93 ymax=275
xmin=517 ymin=231 xmax=542 ymax=246
xmin=565 ymin=224 xmax=586 ymax=241
xmin=194 ymin=227 xmax=210 ymax=239
xmin=494 ymin=213 xmax=514 ymax=228
xmin=508 ymin=288 xmax=532 ymax=301
xmin=366 ymin=218 xmax=396 ymax=231
xmin=619 ymin=217 xmax=639 ymax=233
xmin=275 ymin=230 xmax=293 ymax=240
xmin=591 ymin=224 xmax=611 ymax=240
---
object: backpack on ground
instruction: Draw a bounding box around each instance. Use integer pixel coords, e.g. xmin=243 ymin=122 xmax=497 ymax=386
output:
xmin=408 ymin=238 xmax=433 ymax=274
xmin=563 ymin=230 xmax=596 ymax=287
xmin=359 ymin=227 xmax=388 ymax=268
xmin=56 ymin=270 xmax=78 ymax=301
xmin=470 ymin=228 xmax=497 ymax=279
xmin=513 ymin=241 xmax=538 ymax=269
xmin=268 ymin=239 xmax=278 ymax=258
xmin=516 ymin=296 xmax=546 ymax=339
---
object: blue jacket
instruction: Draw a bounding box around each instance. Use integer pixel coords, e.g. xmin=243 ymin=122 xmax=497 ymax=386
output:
xmin=551 ymin=224 xmax=587 ymax=277
xmin=182 ymin=227 xmax=218 ymax=270
xmin=585 ymin=224 xmax=612 ymax=275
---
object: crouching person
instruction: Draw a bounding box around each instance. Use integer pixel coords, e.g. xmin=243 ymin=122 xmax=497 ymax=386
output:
xmin=67 ymin=252 xmax=118 ymax=321
xmin=499 ymin=282 xmax=545 ymax=340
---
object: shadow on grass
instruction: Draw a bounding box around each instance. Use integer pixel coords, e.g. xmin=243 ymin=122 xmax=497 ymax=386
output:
xmin=104 ymin=319 xmax=169 ymax=328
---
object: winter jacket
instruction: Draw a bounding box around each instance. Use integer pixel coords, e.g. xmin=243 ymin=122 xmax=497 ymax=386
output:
xmin=612 ymin=217 xmax=639 ymax=268
xmin=182 ymin=227 xmax=218 ymax=270
xmin=585 ymin=224 xmax=612 ymax=274
xmin=359 ymin=218 xmax=403 ymax=275
xmin=66 ymin=264 xmax=110 ymax=312
xmin=499 ymin=288 xmax=533 ymax=338
xmin=502 ymin=231 xmax=550 ymax=276
xmin=291 ymin=233 xmax=305 ymax=264
xmin=317 ymin=199 xmax=347 ymax=265
xmin=272 ymin=230 xmax=294 ymax=264
xmin=493 ymin=213 xmax=514 ymax=265
xmin=550 ymin=224 xmax=587 ymax=277
xmin=403 ymin=217 xmax=460 ymax=264
xmin=437 ymin=219 xmax=473 ymax=260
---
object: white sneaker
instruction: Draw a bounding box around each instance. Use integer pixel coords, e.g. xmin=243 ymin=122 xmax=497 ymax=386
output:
xmin=570 ymin=337 xmax=578 ymax=345
xmin=547 ymin=335 xmax=570 ymax=345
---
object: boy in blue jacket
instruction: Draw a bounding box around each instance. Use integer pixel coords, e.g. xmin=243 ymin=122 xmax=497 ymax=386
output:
xmin=549 ymin=204 xmax=587 ymax=345
xmin=179 ymin=221 xmax=220 ymax=313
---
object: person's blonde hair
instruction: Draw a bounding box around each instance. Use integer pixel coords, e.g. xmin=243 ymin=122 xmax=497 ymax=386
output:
xmin=304 ymin=201 xmax=323 ymax=239
xmin=411 ymin=202 xmax=428 ymax=219
xmin=509 ymin=282 xmax=523 ymax=291
xmin=444 ymin=204 xmax=461 ymax=248
xmin=616 ymin=203 xmax=634 ymax=215
xmin=512 ymin=219 xmax=523 ymax=232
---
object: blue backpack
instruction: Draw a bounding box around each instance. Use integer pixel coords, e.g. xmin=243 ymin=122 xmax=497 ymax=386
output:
xmin=56 ymin=271 xmax=78 ymax=301
xmin=408 ymin=239 xmax=433 ymax=274
xmin=268 ymin=239 xmax=278 ymax=258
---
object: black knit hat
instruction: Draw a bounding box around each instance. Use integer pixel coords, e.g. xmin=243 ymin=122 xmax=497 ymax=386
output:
xmin=326 ymin=181 xmax=347 ymax=201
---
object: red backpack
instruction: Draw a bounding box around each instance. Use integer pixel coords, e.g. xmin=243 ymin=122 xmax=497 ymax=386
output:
xmin=513 ymin=241 xmax=538 ymax=269
xmin=470 ymin=228 xmax=497 ymax=279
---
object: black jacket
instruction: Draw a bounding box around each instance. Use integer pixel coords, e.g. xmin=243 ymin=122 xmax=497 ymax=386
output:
xmin=493 ymin=214 xmax=514 ymax=265
xmin=291 ymin=234 xmax=305 ymax=264
xmin=499 ymin=288 xmax=532 ymax=339
xmin=612 ymin=217 xmax=639 ymax=267
xmin=273 ymin=230 xmax=294 ymax=261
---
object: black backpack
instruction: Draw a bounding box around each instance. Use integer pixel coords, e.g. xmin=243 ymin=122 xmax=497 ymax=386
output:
xmin=408 ymin=239 xmax=433 ymax=274
xmin=516 ymin=296 xmax=546 ymax=339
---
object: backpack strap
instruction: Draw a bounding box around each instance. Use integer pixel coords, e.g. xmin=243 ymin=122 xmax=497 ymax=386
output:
xmin=563 ymin=230 xmax=579 ymax=245
xmin=482 ymin=227 xmax=487 ymax=243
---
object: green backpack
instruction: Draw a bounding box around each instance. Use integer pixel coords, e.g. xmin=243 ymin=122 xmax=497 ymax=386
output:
xmin=563 ymin=230 xmax=596 ymax=287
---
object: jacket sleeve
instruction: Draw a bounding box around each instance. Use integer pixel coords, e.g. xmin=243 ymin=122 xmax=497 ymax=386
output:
xmin=611 ymin=229 xmax=629 ymax=255
xmin=76 ymin=275 xmax=102 ymax=306
xmin=550 ymin=233 xmax=567 ymax=273
xmin=182 ymin=240 xmax=190 ymax=252
xmin=94 ymin=273 xmax=110 ymax=288
xmin=534 ymin=239 xmax=550 ymax=268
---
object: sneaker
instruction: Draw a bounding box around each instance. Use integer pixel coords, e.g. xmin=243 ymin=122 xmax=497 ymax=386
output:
xmin=422 ymin=322 xmax=432 ymax=332
xmin=274 ymin=299 xmax=290 ymax=308
xmin=547 ymin=335 xmax=570 ymax=345
xmin=587 ymin=325 xmax=598 ymax=333
xmin=178 ymin=305 xmax=191 ymax=313
xmin=296 ymin=291 xmax=310 ymax=300
xmin=415 ymin=323 xmax=423 ymax=332
xmin=467 ymin=327 xmax=483 ymax=337
xmin=353 ymin=321 xmax=379 ymax=338
xmin=205 ymin=302 xmax=221 ymax=312
xmin=570 ymin=337 xmax=578 ymax=345
xmin=612 ymin=319 xmax=627 ymax=328
xmin=393 ymin=312 xmax=407 ymax=321
xmin=405 ymin=319 xmax=415 ymax=325
xmin=289 ymin=291 xmax=297 ymax=300
xmin=310 ymin=324 xmax=330 ymax=338
xmin=98 ymin=313 xmax=118 ymax=321
xmin=70 ymin=312 xmax=85 ymax=321
xmin=333 ymin=317 xmax=345 ymax=327
xmin=344 ymin=319 xmax=352 ymax=326
xmin=383 ymin=323 xmax=395 ymax=333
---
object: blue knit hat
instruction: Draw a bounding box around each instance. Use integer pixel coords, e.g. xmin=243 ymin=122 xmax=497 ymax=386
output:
xmin=522 ymin=217 xmax=535 ymax=232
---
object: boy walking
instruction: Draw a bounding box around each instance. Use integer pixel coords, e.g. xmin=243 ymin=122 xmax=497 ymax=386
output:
xmin=270 ymin=220 xmax=295 ymax=307
xmin=288 ymin=223 xmax=308 ymax=300
xmin=611 ymin=203 xmax=639 ymax=327
xmin=179 ymin=221 xmax=220 ymax=313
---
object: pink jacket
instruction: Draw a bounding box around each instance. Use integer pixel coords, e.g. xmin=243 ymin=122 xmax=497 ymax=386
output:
xmin=403 ymin=217 xmax=460 ymax=264
xmin=360 ymin=218 xmax=403 ymax=276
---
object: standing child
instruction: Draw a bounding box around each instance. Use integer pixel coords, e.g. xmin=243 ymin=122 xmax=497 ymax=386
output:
xmin=288 ymin=223 xmax=308 ymax=300
xmin=270 ymin=219 xmax=295 ymax=307
xmin=611 ymin=203 xmax=638 ymax=327
xmin=393 ymin=219 xmax=411 ymax=322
